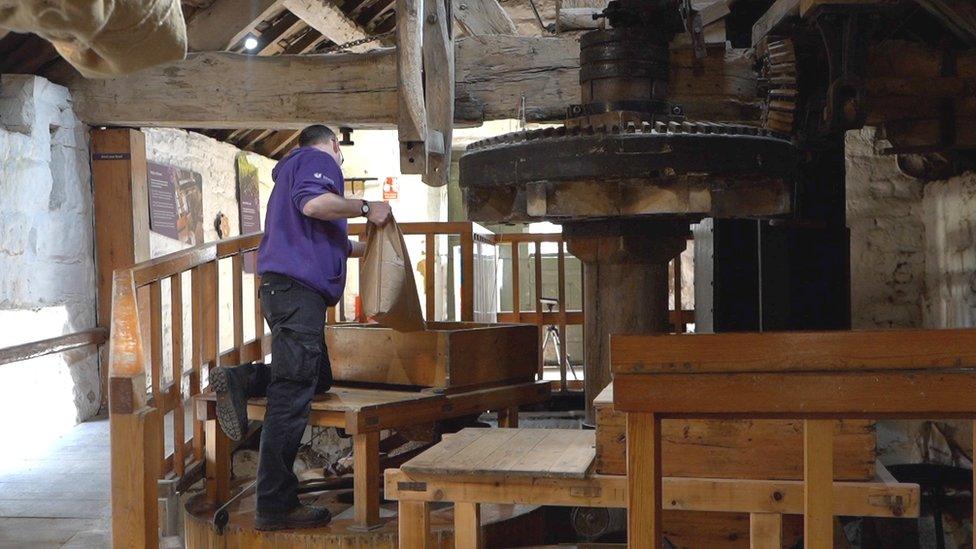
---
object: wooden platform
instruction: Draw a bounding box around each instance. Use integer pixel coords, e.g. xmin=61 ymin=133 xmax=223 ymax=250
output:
xmin=196 ymin=380 xmax=551 ymax=529
xmin=386 ymin=427 xmax=918 ymax=549
xmin=593 ymin=385 xmax=876 ymax=479
xmin=403 ymin=428 xmax=596 ymax=479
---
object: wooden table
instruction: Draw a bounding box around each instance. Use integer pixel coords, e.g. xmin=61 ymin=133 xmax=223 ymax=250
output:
xmin=197 ymin=380 xmax=551 ymax=528
xmin=386 ymin=427 xmax=918 ymax=548
xmin=611 ymin=328 xmax=976 ymax=549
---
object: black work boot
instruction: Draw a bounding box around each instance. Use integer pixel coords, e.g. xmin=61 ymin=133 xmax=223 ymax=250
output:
xmin=210 ymin=366 xmax=248 ymax=442
xmin=254 ymin=504 xmax=333 ymax=531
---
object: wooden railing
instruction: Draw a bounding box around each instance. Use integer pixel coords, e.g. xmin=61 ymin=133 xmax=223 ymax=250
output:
xmin=491 ymin=233 xmax=694 ymax=391
xmin=108 ymin=232 xmax=267 ymax=547
xmin=342 ymin=221 xmax=494 ymax=323
xmin=106 ymin=221 xmax=695 ymax=546
xmin=106 ymin=222 xmax=494 ymax=547
xmin=0 ymin=328 xmax=107 ymax=367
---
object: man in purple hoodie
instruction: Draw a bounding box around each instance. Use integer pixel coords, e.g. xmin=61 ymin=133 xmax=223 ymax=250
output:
xmin=210 ymin=125 xmax=391 ymax=530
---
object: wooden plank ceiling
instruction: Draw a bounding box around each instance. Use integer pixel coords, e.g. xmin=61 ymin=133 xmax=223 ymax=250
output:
xmin=0 ymin=0 xmax=399 ymax=159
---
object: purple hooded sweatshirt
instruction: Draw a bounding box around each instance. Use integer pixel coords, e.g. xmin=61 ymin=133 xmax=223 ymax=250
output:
xmin=257 ymin=147 xmax=349 ymax=306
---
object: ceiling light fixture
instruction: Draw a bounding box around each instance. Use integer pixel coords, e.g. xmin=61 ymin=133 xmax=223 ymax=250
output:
xmin=243 ymin=36 xmax=259 ymax=51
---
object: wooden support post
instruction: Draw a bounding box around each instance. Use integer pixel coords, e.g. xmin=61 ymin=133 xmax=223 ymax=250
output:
xmin=804 ymin=419 xmax=834 ymax=549
xmin=204 ymin=418 xmax=231 ymax=505
xmin=421 ymin=0 xmax=455 ymax=187
xmin=110 ymin=405 xmax=162 ymax=549
xmin=397 ymin=0 xmax=428 ymax=173
xmin=399 ymin=500 xmax=431 ymax=548
xmin=354 ymin=431 xmax=381 ymax=528
xmin=750 ymin=513 xmax=782 ymax=549
xmin=497 ymin=406 xmax=519 ymax=428
xmin=92 ymin=128 xmax=149 ymax=406
xmin=454 ymin=501 xmax=482 ymax=548
xmin=627 ymin=412 xmax=662 ymax=549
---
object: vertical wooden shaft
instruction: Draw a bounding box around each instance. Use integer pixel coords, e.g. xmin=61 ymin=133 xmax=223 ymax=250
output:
xmin=627 ymin=412 xmax=662 ymax=549
xmin=354 ymin=431 xmax=381 ymax=527
xmin=454 ymin=501 xmax=482 ymax=548
xmin=204 ymin=418 xmax=231 ymax=505
xmin=804 ymin=419 xmax=834 ymax=549
xmin=110 ymin=406 xmax=161 ymax=549
xmin=399 ymin=500 xmax=431 ymax=548
xmin=498 ymin=406 xmax=519 ymax=428
xmin=750 ymin=512 xmax=782 ymax=549
xmin=567 ymin=229 xmax=686 ymax=424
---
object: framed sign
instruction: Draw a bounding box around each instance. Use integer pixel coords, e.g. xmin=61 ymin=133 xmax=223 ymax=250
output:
xmin=236 ymin=153 xmax=264 ymax=273
xmin=148 ymin=162 xmax=204 ymax=246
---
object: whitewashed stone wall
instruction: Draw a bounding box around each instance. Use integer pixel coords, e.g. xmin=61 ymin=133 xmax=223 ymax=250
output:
xmin=847 ymin=128 xmax=975 ymax=542
xmin=0 ymin=75 xmax=99 ymax=425
xmin=923 ymin=172 xmax=976 ymax=330
xmin=846 ymin=128 xmax=927 ymax=329
xmin=141 ymin=128 xmax=276 ymax=383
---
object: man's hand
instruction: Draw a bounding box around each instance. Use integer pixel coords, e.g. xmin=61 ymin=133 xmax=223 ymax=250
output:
xmin=366 ymin=201 xmax=392 ymax=227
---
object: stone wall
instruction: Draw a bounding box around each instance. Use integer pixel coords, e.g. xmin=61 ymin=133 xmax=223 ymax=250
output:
xmin=141 ymin=128 xmax=277 ymax=384
xmin=923 ymin=171 xmax=976 ymax=329
xmin=846 ymin=128 xmax=927 ymax=330
xmin=0 ymin=75 xmax=99 ymax=427
xmin=847 ymin=128 xmax=975 ymax=547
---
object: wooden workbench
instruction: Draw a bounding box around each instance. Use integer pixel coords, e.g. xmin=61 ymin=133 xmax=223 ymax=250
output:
xmin=611 ymin=328 xmax=976 ymax=549
xmin=386 ymin=426 xmax=918 ymax=548
xmin=197 ymin=380 xmax=551 ymax=529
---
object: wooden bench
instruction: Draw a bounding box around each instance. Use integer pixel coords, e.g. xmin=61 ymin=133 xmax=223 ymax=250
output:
xmin=385 ymin=427 xmax=919 ymax=548
xmin=611 ymin=328 xmax=976 ymax=549
xmin=196 ymin=380 xmax=551 ymax=529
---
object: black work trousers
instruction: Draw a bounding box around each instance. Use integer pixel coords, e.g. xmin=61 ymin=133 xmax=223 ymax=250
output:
xmin=235 ymin=272 xmax=333 ymax=515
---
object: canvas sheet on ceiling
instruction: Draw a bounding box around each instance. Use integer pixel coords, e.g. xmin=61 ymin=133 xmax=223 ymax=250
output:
xmin=0 ymin=0 xmax=186 ymax=78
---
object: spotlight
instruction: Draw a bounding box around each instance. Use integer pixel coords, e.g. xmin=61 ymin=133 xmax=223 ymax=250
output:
xmin=243 ymin=36 xmax=259 ymax=51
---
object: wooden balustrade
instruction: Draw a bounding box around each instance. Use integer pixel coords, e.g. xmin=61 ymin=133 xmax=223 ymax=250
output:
xmin=109 ymin=232 xmax=265 ymax=548
xmin=106 ymin=221 xmax=696 ymax=546
xmin=107 ymin=222 xmax=494 ymax=547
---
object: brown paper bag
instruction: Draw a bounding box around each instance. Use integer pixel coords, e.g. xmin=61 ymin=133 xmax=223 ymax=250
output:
xmin=360 ymin=219 xmax=426 ymax=332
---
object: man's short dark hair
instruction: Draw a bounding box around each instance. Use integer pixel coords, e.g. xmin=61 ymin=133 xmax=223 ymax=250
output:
xmin=298 ymin=125 xmax=336 ymax=147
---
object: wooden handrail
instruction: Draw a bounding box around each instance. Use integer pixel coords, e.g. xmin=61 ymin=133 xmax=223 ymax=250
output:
xmin=0 ymin=328 xmax=108 ymax=367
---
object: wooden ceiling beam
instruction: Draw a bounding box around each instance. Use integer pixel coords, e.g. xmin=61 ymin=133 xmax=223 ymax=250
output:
xmin=186 ymin=0 xmax=284 ymax=51
xmin=256 ymin=130 xmax=301 ymax=157
xmin=253 ymin=10 xmax=306 ymax=55
xmin=67 ymin=37 xmax=758 ymax=129
xmin=454 ymin=0 xmax=518 ymax=35
xmin=283 ymin=0 xmax=373 ymax=52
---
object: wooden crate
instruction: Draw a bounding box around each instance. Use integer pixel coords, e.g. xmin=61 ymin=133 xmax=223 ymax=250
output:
xmin=325 ymin=322 xmax=539 ymax=390
xmin=594 ymin=385 xmax=876 ymax=480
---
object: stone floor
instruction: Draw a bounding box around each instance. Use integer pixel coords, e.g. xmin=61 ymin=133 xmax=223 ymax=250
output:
xmin=0 ymin=415 xmax=110 ymax=548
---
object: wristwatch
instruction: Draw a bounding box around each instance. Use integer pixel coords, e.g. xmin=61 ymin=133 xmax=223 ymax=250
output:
xmin=360 ymin=200 xmax=370 ymax=217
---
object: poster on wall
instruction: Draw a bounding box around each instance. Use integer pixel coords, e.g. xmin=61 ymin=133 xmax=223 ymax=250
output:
xmin=147 ymin=162 xmax=204 ymax=246
xmin=236 ymin=153 xmax=263 ymax=273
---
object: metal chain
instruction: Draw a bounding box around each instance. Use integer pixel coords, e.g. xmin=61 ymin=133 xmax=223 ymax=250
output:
xmin=317 ymin=30 xmax=396 ymax=54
